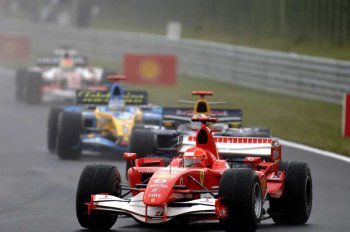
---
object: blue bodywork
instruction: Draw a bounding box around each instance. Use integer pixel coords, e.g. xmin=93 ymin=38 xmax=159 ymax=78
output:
xmin=60 ymin=81 xmax=163 ymax=154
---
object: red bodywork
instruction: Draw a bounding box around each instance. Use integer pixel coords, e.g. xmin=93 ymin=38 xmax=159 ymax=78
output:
xmin=125 ymin=117 xmax=285 ymax=221
xmin=192 ymin=90 xmax=213 ymax=97
xmin=107 ymin=75 xmax=127 ymax=82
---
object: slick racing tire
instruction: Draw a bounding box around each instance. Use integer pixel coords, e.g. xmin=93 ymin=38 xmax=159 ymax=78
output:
xmin=219 ymin=168 xmax=263 ymax=232
xmin=126 ymin=129 xmax=157 ymax=177
xmin=47 ymin=106 xmax=63 ymax=153
xmin=76 ymin=164 xmax=121 ymax=230
xmin=15 ymin=69 xmax=26 ymax=101
xmin=269 ymin=161 xmax=312 ymax=224
xmin=24 ymin=71 xmax=42 ymax=104
xmin=56 ymin=112 xmax=82 ymax=159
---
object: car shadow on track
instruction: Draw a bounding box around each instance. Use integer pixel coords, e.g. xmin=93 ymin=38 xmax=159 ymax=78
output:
xmin=259 ymin=222 xmax=316 ymax=231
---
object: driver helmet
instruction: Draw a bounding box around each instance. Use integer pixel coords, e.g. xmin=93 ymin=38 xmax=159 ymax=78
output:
xmin=108 ymin=98 xmax=125 ymax=111
xmin=183 ymin=147 xmax=208 ymax=168
xmin=59 ymin=58 xmax=74 ymax=70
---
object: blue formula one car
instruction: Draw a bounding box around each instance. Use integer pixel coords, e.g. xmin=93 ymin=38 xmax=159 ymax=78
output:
xmin=47 ymin=76 xmax=163 ymax=159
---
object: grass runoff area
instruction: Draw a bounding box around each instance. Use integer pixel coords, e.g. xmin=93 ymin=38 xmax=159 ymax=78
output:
xmin=129 ymin=74 xmax=350 ymax=157
xmin=3 ymin=55 xmax=349 ymax=157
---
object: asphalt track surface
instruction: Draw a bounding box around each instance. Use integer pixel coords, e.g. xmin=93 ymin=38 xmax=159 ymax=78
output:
xmin=0 ymin=69 xmax=349 ymax=232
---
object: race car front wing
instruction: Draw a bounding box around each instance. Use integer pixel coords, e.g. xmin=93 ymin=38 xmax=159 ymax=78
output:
xmin=87 ymin=192 xmax=217 ymax=224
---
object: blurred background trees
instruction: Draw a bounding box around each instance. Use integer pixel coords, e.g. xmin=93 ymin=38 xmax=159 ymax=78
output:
xmin=93 ymin=0 xmax=350 ymax=49
xmin=1 ymin=0 xmax=349 ymax=59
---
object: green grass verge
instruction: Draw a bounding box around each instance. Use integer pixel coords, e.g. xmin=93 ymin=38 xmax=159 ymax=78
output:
xmin=4 ymin=48 xmax=349 ymax=157
xmin=128 ymin=75 xmax=350 ymax=157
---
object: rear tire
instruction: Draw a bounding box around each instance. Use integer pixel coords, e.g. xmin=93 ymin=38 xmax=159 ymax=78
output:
xmin=47 ymin=106 xmax=63 ymax=153
xmin=24 ymin=71 xmax=42 ymax=104
xmin=56 ymin=112 xmax=82 ymax=159
xmin=269 ymin=161 xmax=312 ymax=224
xmin=15 ymin=69 xmax=26 ymax=101
xmin=76 ymin=164 xmax=121 ymax=230
xmin=126 ymin=129 xmax=157 ymax=177
xmin=219 ymin=168 xmax=262 ymax=232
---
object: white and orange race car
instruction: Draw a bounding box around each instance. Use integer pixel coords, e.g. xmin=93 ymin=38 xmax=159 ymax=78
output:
xmin=76 ymin=117 xmax=312 ymax=232
xmin=15 ymin=47 xmax=111 ymax=104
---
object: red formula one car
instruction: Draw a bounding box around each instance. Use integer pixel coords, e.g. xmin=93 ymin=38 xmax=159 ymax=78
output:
xmin=76 ymin=117 xmax=312 ymax=232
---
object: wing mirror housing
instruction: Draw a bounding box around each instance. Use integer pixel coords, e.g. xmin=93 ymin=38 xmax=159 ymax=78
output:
xmin=124 ymin=152 xmax=137 ymax=161
xmin=124 ymin=153 xmax=137 ymax=170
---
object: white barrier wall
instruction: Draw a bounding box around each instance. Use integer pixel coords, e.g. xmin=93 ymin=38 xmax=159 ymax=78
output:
xmin=1 ymin=17 xmax=350 ymax=104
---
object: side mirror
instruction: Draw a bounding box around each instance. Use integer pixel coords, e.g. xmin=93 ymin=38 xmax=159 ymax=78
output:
xmin=124 ymin=153 xmax=137 ymax=170
xmin=124 ymin=152 xmax=137 ymax=161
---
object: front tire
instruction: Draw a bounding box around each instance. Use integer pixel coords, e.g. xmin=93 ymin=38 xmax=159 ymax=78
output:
xmin=47 ymin=106 xmax=63 ymax=153
xmin=219 ymin=168 xmax=262 ymax=232
xmin=76 ymin=164 xmax=121 ymax=230
xmin=56 ymin=112 xmax=82 ymax=159
xmin=269 ymin=161 xmax=312 ymax=224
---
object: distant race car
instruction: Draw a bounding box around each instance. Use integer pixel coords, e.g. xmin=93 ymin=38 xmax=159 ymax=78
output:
xmin=47 ymin=76 xmax=162 ymax=159
xmin=127 ymin=90 xmax=271 ymax=162
xmin=163 ymin=90 xmax=243 ymax=128
xmin=76 ymin=117 xmax=312 ymax=231
xmin=15 ymin=47 xmax=112 ymax=104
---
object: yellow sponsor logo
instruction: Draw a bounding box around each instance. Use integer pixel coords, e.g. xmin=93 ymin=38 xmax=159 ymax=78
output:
xmin=123 ymin=93 xmax=145 ymax=104
xmin=139 ymin=59 xmax=161 ymax=81
xmin=155 ymin=174 xmax=171 ymax=179
xmin=77 ymin=90 xmax=110 ymax=104
xmin=200 ymin=170 xmax=205 ymax=185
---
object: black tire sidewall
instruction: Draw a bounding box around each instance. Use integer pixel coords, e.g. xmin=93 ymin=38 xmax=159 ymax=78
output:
xmin=15 ymin=69 xmax=26 ymax=101
xmin=219 ymin=168 xmax=262 ymax=232
xmin=269 ymin=161 xmax=312 ymax=224
xmin=76 ymin=164 xmax=121 ymax=230
xmin=47 ymin=106 xmax=63 ymax=153
xmin=56 ymin=112 xmax=82 ymax=159
xmin=24 ymin=71 xmax=42 ymax=104
xmin=126 ymin=129 xmax=157 ymax=177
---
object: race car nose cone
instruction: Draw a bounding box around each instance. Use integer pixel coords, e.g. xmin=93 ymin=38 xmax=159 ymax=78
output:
xmin=143 ymin=178 xmax=170 ymax=206
xmin=143 ymin=167 xmax=188 ymax=206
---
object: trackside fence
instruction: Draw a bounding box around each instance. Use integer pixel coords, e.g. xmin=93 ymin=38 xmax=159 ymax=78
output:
xmin=1 ymin=18 xmax=350 ymax=104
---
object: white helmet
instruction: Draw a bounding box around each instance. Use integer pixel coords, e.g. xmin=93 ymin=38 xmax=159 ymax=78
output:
xmin=108 ymin=99 xmax=125 ymax=111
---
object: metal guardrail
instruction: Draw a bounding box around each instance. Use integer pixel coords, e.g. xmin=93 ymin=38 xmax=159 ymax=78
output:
xmin=1 ymin=18 xmax=350 ymax=104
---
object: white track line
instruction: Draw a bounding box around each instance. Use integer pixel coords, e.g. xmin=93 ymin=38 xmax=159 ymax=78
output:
xmin=280 ymin=139 xmax=350 ymax=164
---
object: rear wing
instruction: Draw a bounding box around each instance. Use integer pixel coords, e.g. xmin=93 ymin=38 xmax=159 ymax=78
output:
xmin=179 ymin=135 xmax=281 ymax=160
xmin=211 ymin=109 xmax=242 ymax=123
xmin=123 ymin=90 xmax=148 ymax=105
xmin=162 ymin=107 xmax=242 ymax=123
xmin=76 ymin=89 xmax=148 ymax=105
xmin=36 ymin=56 xmax=87 ymax=67
xmin=76 ymin=89 xmax=110 ymax=105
